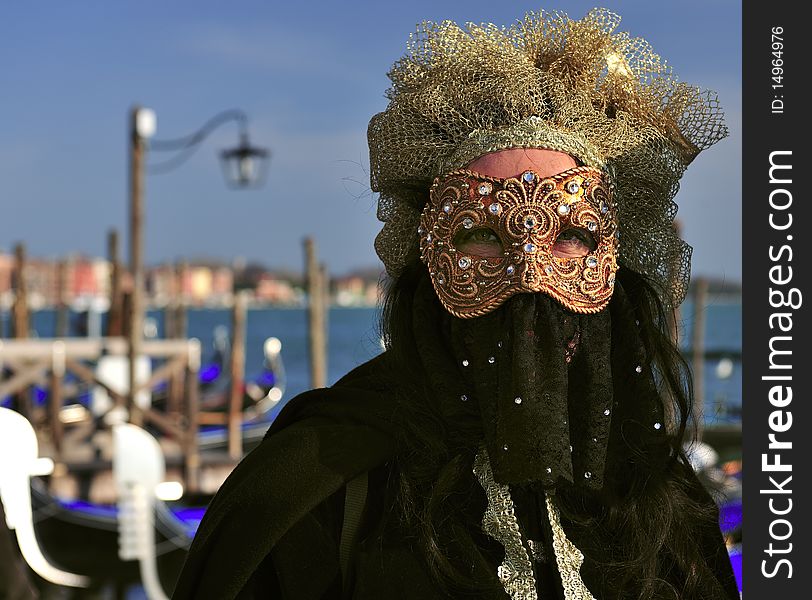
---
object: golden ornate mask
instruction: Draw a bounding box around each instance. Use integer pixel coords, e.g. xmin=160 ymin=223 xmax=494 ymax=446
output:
xmin=419 ymin=166 xmax=619 ymax=318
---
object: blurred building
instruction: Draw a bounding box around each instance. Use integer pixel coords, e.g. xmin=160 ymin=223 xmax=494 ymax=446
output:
xmin=254 ymin=273 xmax=298 ymax=305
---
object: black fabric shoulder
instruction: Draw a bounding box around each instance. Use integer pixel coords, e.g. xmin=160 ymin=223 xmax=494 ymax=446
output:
xmin=172 ymin=354 xmax=399 ymax=600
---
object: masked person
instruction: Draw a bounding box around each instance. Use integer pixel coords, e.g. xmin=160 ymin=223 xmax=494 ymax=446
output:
xmin=173 ymin=9 xmax=738 ymax=599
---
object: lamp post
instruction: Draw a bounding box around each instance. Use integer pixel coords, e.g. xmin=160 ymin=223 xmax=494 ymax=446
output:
xmin=126 ymin=106 xmax=269 ymax=425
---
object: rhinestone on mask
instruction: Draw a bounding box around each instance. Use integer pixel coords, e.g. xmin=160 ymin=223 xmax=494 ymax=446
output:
xmin=635 ymin=365 xmax=643 ymax=373
xmin=458 ymin=257 xmax=471 ymax=269
xmin=506 ymin=264 xmax=515 ymax=275
xmin=557 ymin=203 xmax=570 ymax=216
xmin=545 ymin=265 xmax=553 ymax=275
xmin=587 ymin=221 xmax=598 ymax=232
xmin=545 ymin=467 xmax=552 ymax=474
xmin=488 ymin=356 xmax=496 ymax=364
xmin=502 ymin=444 xmax=509 ymax=452
xmin=478 ymin=182 xmax=492 ymax=195
xmin=442 ymin=202 xmax=452 ymax=213
xmin=462 ymin=217 xmax=474 ymax=229
xmin=514 ymin=397 xmax=522 ymax=405
xmin=461 ymin=394 xmax=468 ymax=402
xmin=584 ymin=471 xmax=592 ymax=479
xmin=461 ymin=359 xmax=469 ymax=367
xmin=524 ymin=243 xmax=537 ymax=253
xmin=566 ymin=181 xmax=580 ymax=194
xmin=488 ymin=202 xmax=502 ymax=215
xmin=586 ymin=257 xmax=598 ymax=268
xmin=437 ymin=275 xmax=445 ymax=285
xmin=654 ymin=422 xmax=662 ymax=430
xmin=603 ymin=408 xmax=611 ymax=416
xmin=601 ymin=201 xmax=609 ymax=214
xmin=524 ymin=216 xmax=536 ymax=229
xmin=522 ymin=171 xmax=535 ymax=183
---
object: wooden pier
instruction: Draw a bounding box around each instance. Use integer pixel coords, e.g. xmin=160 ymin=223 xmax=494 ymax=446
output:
xmin=0 ymin=336 xmax=253 ymax=504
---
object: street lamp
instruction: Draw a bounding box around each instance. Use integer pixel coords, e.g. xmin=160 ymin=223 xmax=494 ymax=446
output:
xmin=219 ymin=133 xmax=270 ymax=189
xmin=126 ymin=106 xmax=269 ymax=424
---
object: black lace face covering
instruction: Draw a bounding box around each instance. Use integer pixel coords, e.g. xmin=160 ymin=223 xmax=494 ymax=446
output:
xmin=411 ymin=273 xmax=665 ymax=490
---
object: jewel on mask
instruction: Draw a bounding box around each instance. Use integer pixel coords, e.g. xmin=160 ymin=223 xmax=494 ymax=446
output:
xmin=514 ymin=397 xmax=522 ymax=404
xmin=586 ymin=256 xmax=598 ymax=268
xmin=635 ymin=365 xmax=643 ymax=374
xmin=488 ymin=356 xmax=496 ymax=364
xmin=566 ymin=181 xmax=580 ymax=194
xmin=426 ymin=233 xmax=432 ymax=242
xmin=502 ymin=444 xmax=509 ymax=451
xmin=522 ymin=171 xmax=535 ymax=183
xmin=601 ymin=201 xmax=609 ymax=214
xmin=603 ymin=408 xmax=611 ymax=416
xmin=654 ymin=422 xmax=662 ymax=430
xmin=462 ymin=217 xmax=474 ymax=229
xmin=461 ymin=394 xmax=468 ymax=402
xmin=458 ymin=257 xmax=471 ymax=269
xmin=497 ymin=341 xmax=503 ymax=348
xmin=587 ymin=221 xmax=598 ymax=232
xmin=592 ymin=437 xmax=598 ymax=443
xmin=524 ymin=216 xmax=536 ymax=229
xmin=442 ymin=202 xmax=452 ymax=213
xmin=506 ymin=264 xmax=515 ymax=275
xmin=545 ymin=265 xmax=554 ymax=275
xmin=524 ymin=243 xmax=536 ymax=253
xmin=437 ymin=275 xmax=445 ymax=285
xmin=584 ymin=471 xmax=592 ymax=479
xmin=462 ymin=359 xmax=470 ymax=367
xmin=608 ymin=275 xmax=616 ymax=287
xmin=488 ymin=202 xmax=502 ymax=215
xmin=418 ymin=225 xmax=425 ymax=235
xmin=545 ymin=467 xmax=552 ymax=474
xmin=478 ymin=182 xmax=492 ymax=195
xmin=557 ymin=203 xmax=570 ymax=216
xmin=569 ymin=445 xmax=573 ymax=452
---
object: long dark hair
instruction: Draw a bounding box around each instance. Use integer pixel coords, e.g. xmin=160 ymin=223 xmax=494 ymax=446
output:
xmin=378 ymin=260 xmax=731 ymax=599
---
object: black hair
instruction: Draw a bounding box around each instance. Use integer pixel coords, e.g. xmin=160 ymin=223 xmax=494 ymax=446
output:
xmin=378 ymin=259 xmax=732 ymax=599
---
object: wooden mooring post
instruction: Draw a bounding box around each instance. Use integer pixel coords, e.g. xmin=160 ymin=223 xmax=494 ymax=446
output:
xmin=11 ymin=243 xmax=32 ymax=420
xmin=166 ymin=262 xmax=188 ymax=415
xmin=691 ymin=278 xmax=709 ymax=442
xmin=228 ymin=292 xmax=246 ymax=460
xmin=304 ymin=237 xmax=328 ymax=389
xmin=107 ymin=230 xmax=124 ymax=337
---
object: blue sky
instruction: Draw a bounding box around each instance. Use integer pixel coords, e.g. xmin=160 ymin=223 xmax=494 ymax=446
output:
xmin=0 ymin=1 xmax=741 ymax=282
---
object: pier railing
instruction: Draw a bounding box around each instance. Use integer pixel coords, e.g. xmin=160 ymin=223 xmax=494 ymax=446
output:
xmin=0 ymin=337 xmax=203 ymax=493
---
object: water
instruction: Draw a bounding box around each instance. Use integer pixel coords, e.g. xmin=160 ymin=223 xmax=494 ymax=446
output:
xmin=8 ymin=298 xmax=741 ymax=425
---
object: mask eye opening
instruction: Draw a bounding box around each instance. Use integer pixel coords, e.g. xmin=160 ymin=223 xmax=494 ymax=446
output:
xmin=452 ymin=226 xmax=504 ymax=257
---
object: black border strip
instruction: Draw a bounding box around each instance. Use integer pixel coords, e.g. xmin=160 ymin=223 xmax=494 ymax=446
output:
xmin=742 ymin=1 xmax=809 ymax=595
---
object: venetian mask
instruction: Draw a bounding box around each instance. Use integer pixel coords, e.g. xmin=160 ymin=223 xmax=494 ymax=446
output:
xmin=419 ymin=166 xmax=619 ymax=318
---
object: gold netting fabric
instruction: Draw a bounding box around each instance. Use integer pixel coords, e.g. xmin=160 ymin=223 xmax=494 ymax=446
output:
xmin=368 ymin=8 xmax=727 ymax=306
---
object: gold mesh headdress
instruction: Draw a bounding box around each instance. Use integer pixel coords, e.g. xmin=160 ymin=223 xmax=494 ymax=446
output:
xmin=368 ymin=8 xmax=727 ymax=306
